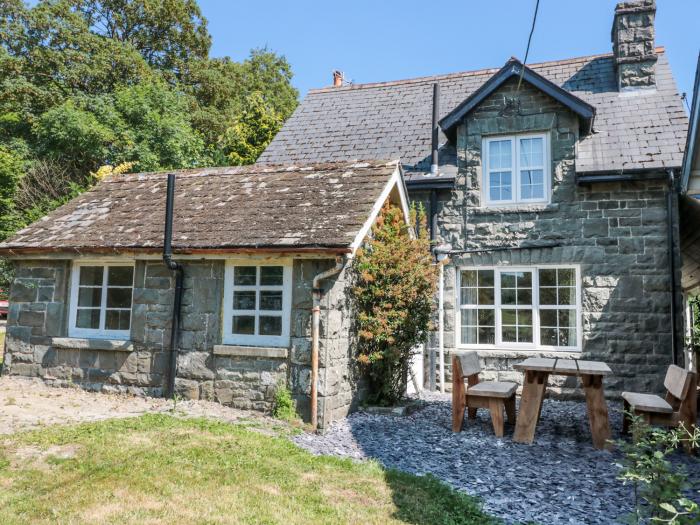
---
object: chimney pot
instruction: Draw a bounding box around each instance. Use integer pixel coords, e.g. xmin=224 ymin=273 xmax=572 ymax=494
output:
xmin=611 ymin=0 xmax=657 ymax=91
xmin=332 ymin=70 xmax=343 ymax=87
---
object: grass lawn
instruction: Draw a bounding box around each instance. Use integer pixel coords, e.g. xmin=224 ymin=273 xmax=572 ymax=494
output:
xmin=0 ymin=414 xmax=499 ymax=524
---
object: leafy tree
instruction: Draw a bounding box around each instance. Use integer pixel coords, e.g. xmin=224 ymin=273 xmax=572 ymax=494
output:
xmin=351 ymin=202 xmax=437 ymax=405
xmin=219 ymin=92 xmax=284 ymax=166
xmin=0 ymin=0 xmax=299 ymax=289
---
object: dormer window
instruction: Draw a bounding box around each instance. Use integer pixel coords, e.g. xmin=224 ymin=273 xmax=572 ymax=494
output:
xmin=482 ymin=133 xmax=550 ymax=207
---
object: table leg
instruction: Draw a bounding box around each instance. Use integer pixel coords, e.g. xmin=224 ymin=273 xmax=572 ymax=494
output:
xmin=513 ymin=370 xmax=548 ymax=444
xmin=581 ymin=374 xmax=611 ymax=450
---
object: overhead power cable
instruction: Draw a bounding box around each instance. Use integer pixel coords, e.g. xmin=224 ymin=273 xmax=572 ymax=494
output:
xmin=517 ymin=0 xmax=541 ymax=92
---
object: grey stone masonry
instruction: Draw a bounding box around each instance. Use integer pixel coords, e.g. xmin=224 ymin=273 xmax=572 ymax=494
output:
xmin=2 ymin=257 xmax=359 ymax=429
xmin=611 ymin=0 xmax=657 ymax=91
xmin=409 ymin=76 xmax=681 ymax=397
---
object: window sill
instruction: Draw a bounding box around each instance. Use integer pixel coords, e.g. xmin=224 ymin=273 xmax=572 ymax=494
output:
xmin=471 ymin=203 xmax=559 ymax=215
xmin=456 ymin=348 xmax=580 ymax=359
xmin=51 ymin=337 xmax=134 ymax=352
xmin=213 ymin=345 xmax=288 ymax=359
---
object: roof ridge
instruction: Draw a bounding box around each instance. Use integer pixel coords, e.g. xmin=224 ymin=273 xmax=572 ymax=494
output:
xmin=108 ymin=160 xmax=400 ymax=181
xmin=307 ymin=47 xmax=666 ymax=95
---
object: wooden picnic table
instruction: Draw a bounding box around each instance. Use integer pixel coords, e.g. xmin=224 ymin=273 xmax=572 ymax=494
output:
xmin=512 ymin=357 xmax=613 ymax=449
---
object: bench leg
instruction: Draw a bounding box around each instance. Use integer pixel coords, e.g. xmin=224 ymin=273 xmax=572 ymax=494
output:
xmin=489 ymin=398 xmax=505 ymax=437
xmin=505 ymin=395 xmax=516 ymax=424
xmin=452 ymin=376 xmax=466 ymax=432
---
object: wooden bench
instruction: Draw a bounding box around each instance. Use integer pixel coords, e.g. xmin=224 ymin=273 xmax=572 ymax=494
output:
xmin=452 ymin=352 xmax=517 ymax=437
xmin=622 ymin=365 xmax=697 ymax=440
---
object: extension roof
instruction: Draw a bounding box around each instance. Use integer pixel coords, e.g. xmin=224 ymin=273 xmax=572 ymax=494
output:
xmin=258 ymin=48 xmax=687 ymax=180
xmin=681 ymin=53 xmax=700 ymax=195
xmin=0 ymin=161 xmax=408 ymax=256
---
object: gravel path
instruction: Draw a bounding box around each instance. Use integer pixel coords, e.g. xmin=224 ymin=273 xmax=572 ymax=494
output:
xmin=293 ymin=392 xmax=700 ymax=525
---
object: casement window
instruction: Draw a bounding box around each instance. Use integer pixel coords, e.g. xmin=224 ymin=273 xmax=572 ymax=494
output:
xmin=457 ymin=266 xmax=581 ymax=350
xmin=223 ymin=262 xmax=292 ymax=347
xmin=69 ymin=263 xmax=134 ymax=339
xmin=482 ymin=133 xmax=550 ymax=206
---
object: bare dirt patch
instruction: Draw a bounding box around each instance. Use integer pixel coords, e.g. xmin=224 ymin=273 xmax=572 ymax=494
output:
xmin=0 ymin=376 xmax=270 ymax=435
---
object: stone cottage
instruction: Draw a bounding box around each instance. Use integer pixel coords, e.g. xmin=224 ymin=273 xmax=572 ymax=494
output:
xmin=0 ymin=0 xmax=694 ymax=424
xmin=258 ymin=0 xmax=690 ymax=395
xmin=0 ymin=161 xmax=410 ymax=429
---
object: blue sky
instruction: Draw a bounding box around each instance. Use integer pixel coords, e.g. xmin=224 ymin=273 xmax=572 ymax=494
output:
xmin=200 ymin=0 xmax=700 ymax=105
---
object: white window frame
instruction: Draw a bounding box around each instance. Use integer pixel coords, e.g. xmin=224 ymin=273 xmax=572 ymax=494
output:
xmin=482 ymin=132 xmax=551 ymax=207
xmin=456 ymin=265 xmax=582 ymax=352
xmin=223 ymin=260 xmax=293 ymax=347
xmin=68 ymin=261 xmax=135 ymax=340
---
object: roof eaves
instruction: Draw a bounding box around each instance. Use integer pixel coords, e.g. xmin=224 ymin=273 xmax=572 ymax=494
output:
xmin=439 ymin=58 xmax=596 ymax=134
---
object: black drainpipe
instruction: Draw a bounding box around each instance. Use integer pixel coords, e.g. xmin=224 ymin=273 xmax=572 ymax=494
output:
xmin=429 ymin=82 xmax=440 ymax=246
xmin=163 ymin=173 xmax=184 ymax=398
xmin=666 ymin=169 xmax=679 ymax=365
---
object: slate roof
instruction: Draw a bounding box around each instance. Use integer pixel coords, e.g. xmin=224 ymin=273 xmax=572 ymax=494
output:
xmin=0 ymin=161 xmax=400 ymax=254
xmin=258 ymin=49 xmax=688 ymax=177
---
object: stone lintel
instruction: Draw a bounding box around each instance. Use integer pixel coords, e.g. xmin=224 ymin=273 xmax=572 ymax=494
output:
xmin=213 ymin=345 xmax=288 ymax=359
xmin=51 ymin=337 xmax=134 ymax=352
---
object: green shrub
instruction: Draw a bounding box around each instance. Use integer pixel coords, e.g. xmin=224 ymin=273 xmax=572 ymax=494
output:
xmin=615 ymin=414 xmax=700 ymax=524
xmin=272 ymin=383 xmax=298 ymax=421
xmin=351 ymin=202 xmax=437 ymax=406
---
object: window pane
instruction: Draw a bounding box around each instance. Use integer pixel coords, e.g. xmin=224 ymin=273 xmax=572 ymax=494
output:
xmin=478 ymin=327 xmax=495 ymax=344
xmin=478 ymin=270 xmax=494 ymax=287
xmin=559 ymin=328 xmax=576 ymax=347
xmin=79 ymin=266 xmax=103 ymax=286
xmin=478 ymin=309 xmax=494 ymax=326
xmin=517 ymin=288 xmax=532 ymax=305
xmin=502 ymin=325 xmax=517 ymax=343
xmin=489 ymin=139 xmax=512 ymax=169
xmin=260 ymin=266 xmax=283 ymax=286
xmin=108 ymin=266 xmax=133 ymax=287
xmin=232 ymin=315 xmax=255 ymax=335
xmin=461 ymin=309 xmax=477 ymax=326
xmin=521 ymin=169 xmax=544 ymax=200
xmin=460 ymin=287 xmax=477 ymax=305
xmin=540 ymin=309 xmax=557 ymax=327
xmin=558 ymin=287 xmax=576 ymax=306
xmin=233 ymin=291 xmax=256 ymax=310
xmin=234 ymin=266 xmax=257 ymax=286
xmin=461 ymin=270 xmax=477 ymax=287
xmin=461 ymin=325 xmax=477 ymax=345
xmin=540 ymin=287 xmax=557 ymax=305
xmin=78 ymin=287 xmax=102 ymax=307
xmin=519 ymin=325 xmax=533 ymax=343
xmin=501 ymin=272 xmax=516 ymax=288
xmin=501 ymin=288 xmax=516 ymax=305
xmin=559 ymin=309 xmax=577 ymax=329
xmin=259 ymin=316 xmax=282 ymax=336
xmin=489 ymin=172 xmax=512 ymax=201
xmin=541 ymin=327 xmax=558 ymax=346
xmin=558 ymin=268 xmax=575 ymax=286
xmin=107 ymin=287 xmax=132 ymax=309
xmin=519 ymin=137 xmax=543 ymax=167
xmin=105 ymin=309 xmax=130 ymax=331
xmin=260 ymin=290 xmax=283 ymax=311
xmin=539 ymin=269 xmax=556 ymax=286
xmin=502 ymin=309 xmax=517 ymax=325
xmin=518 ymin=309 xmax=533 ymax=327
xmin=478 ymin=287 xmax=495 ymax=305
xmin=76 ymin=308 xmax=100 ymax=329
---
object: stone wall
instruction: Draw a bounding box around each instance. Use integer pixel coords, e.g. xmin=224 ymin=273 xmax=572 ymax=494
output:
xmin=410 ymin=77 xmax=681 ymax=396
xmin=2 ymin=257 xmax=358 ymax=428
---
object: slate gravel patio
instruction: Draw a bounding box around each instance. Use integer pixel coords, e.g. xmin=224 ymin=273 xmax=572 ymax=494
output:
xmin=293 ymin=393 xmax=700 ymax=525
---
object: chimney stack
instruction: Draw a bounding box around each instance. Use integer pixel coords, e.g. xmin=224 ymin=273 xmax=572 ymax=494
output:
xmin=611 ymin=0 xmax=657 ymax=91
xmin=332 ymin=70 xmax=343 ymax=87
